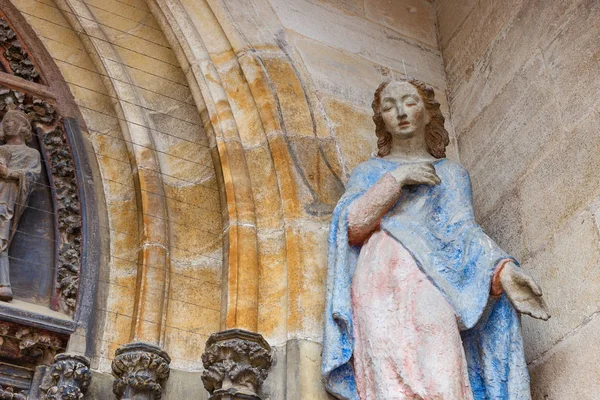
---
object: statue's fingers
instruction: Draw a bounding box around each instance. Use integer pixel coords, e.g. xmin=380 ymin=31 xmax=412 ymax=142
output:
xmin=528 ymin=277 xmax=543 ymax=297
xmin=530 ymin=304 xmax=551 ymax=321
xmin=519 ymin=273 xmax=543 ymax=296
xmin=512 ymin=271 xmax=542 ymax=296
xmin=420 ymin=164 xmax=440 ymax=178
xmin=418 ymin=162 xmax=435 ymax=171
xmin=519 ymin=298 xmax=551 ymax=320
xmin=425 ymin=172 xmax=441 ymax=184
xmin=538 ymin=297 xmax=551 ymax=318
xmin=419 ymin=165 xmax=439 ymax=180
xmin=538 ymin=309 xmax=551 ymax=320
xmin=418 ymin=174 xmax=438 ymax=186
xmin=516 ymin=301 xmax=536 ymax=318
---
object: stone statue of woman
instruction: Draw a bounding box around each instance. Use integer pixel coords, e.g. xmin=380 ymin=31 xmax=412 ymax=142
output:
xmin=322 ymin=80 xmax=549 ymax=400
xmin=0 ymin=110 xmax=41 ymax=302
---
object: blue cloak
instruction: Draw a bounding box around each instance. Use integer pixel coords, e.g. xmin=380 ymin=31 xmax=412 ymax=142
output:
xmin=322 ymin=157 xmax=530 ymax=400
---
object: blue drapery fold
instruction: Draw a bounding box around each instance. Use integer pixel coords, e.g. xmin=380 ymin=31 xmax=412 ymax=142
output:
xmin=322 ymin=158 xmax=530 ymax=400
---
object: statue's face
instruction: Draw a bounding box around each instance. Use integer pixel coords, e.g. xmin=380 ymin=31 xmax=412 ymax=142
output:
xmin=2 ymin=114 xmax=26 ymax=139
xmin=380 ymin=81 xmax=430 ymax=139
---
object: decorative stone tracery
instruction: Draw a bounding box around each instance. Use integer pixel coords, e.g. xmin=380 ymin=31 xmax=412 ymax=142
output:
xmin=201 ymin=329 xmax=272 ymax=400
xmin=41 ymin=354 xmax=91 ymax=400
xmin=112 ymin=342 xmax=171 ymax=400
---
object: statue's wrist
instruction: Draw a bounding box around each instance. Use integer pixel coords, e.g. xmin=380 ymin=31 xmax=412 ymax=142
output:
xmin=388 ymin=170 xmax=406 ymax=186
xmin=491 ymin=259 xmax=512 ymax=296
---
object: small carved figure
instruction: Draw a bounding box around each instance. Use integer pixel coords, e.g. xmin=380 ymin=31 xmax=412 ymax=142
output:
xmin=0 ymin=110 xmax=41 ymax=301
xmin=322 ymin=80 xmax=549 ymax=399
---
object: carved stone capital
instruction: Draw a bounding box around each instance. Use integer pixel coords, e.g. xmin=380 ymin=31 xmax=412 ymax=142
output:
xmin=112 ymin=342 xmax=171 ymax=400
xmin=42 ymin=354 xmax=91 ymax=399
xmin=201 ymin=329 xmax=272 ymax=400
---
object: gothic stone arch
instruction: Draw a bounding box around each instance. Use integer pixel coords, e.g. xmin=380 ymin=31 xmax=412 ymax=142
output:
xmin=0 ymin=0 xmax=101 ymax=396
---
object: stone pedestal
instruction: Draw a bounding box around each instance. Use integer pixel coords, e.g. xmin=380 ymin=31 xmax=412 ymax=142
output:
xmin=42 ymin=354 xmax=91 ymax=399
xmin=112 ymin=342 xmax=171 ymax=400
xmin=201 ymin=329 xmax=272 ymax=400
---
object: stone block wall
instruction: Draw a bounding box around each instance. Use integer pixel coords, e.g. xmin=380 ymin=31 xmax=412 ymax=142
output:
xmin=435 ymin=0 xmax=600 ymax=397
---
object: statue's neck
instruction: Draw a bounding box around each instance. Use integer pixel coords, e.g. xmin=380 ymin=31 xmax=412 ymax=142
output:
xmin=4 ymin=137 xmax=24 ymax=145
xmin=385 ymin=130 xmax=434 ymax=162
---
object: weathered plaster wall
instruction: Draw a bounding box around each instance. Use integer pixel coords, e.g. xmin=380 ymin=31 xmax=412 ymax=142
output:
xmin=435 ymin=0 xmax=600 ymax=397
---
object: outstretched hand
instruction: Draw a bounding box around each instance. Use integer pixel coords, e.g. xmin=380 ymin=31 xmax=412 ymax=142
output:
xmin=500 ymin=262 xmax=550 ymax=320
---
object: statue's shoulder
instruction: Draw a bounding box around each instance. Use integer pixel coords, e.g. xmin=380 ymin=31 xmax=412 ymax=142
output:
xmin=345 ymin=158 xmax=390 ymax=190
xmin=436 ymin=158 xmax=470 ymax=180
xmin=353 ymin=157 xmax=392 ymax=173
xmin=349 ymin=157 xmax=390 ymax=178
xmin=24 ymin=145 xmax=40 ymax=156
xmin=14 ymin=145 xmax=41 ymax=162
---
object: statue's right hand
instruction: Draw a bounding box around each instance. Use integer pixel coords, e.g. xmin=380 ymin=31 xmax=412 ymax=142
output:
xmin=0 ymin=165 xmax=8 ymax=179
xmin=390 ymin=163 xmax=441 ymax=187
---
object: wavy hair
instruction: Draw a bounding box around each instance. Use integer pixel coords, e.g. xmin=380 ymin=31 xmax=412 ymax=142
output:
xmin=372 ymin=79 xmax=448 ymax=158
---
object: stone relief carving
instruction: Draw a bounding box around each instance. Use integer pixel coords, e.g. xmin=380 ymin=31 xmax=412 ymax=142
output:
xmin=112 ymin=342 xmax=171 ymax=400
xmin=0 ymin=110 xmax=40 ymax=302
xmin=40 ymin=354 xmax=91 ymax=400
xmin=0 ymin=17 xmax=41 ymax=83
xmin=322 ymin=80 xmax=550 ymax=400
xmin=201 ymin=329 xmax=272 ymax=400
xmin=0 ymin=385 xmax=26 ymax=400
xmin=0 ymin=87 xmax=82 ymax=313
xmin=0 ymin=321 xmax=66 ymax=366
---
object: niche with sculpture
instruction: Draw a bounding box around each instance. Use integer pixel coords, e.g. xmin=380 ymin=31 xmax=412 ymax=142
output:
xmin=0 ymin=89 xmax=82 ymax=316
xmin=322 ymin=80 xmax=549 ymax=400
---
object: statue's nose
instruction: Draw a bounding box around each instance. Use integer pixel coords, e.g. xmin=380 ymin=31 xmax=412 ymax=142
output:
xmin=396 ymin=108 xmax=407 ymax=120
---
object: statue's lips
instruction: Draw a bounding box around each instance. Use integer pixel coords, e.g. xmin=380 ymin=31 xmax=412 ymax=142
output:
xmin=398 ymin=121 xmax=410 ymax=127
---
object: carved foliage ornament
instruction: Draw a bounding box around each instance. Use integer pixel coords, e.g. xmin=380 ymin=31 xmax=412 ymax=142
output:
xmin=112 ymin=343 xmax=171 ymax=400
xmin=0 ymin=17 xmax=41 ymax=83
xmin=0 ymin=322 xmax=67 ymax=367
xmin=0 ymin=87 xmax=82 ymax=314
xmin=202 ymin=330 xmax=272 ymax=400
xmin=42 ymin=354 xmax=91 ymax=400
xmin=0 ymin=385 xmax=26 ymax=400
xmin=44 ymin=125 xmax=81 ymax=311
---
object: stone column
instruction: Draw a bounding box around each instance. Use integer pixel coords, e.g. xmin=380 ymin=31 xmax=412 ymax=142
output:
xmin=42 ymin=354 xmax=92 ymax=399
xmin=112 ymin=342 xmax=171 ymax=400
xmin=201 ymin=329 xmax=272 ymax=400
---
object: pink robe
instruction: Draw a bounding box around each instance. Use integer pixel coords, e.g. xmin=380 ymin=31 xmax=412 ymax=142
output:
xmin=348 ymin=173 xmax=473 ymax=400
